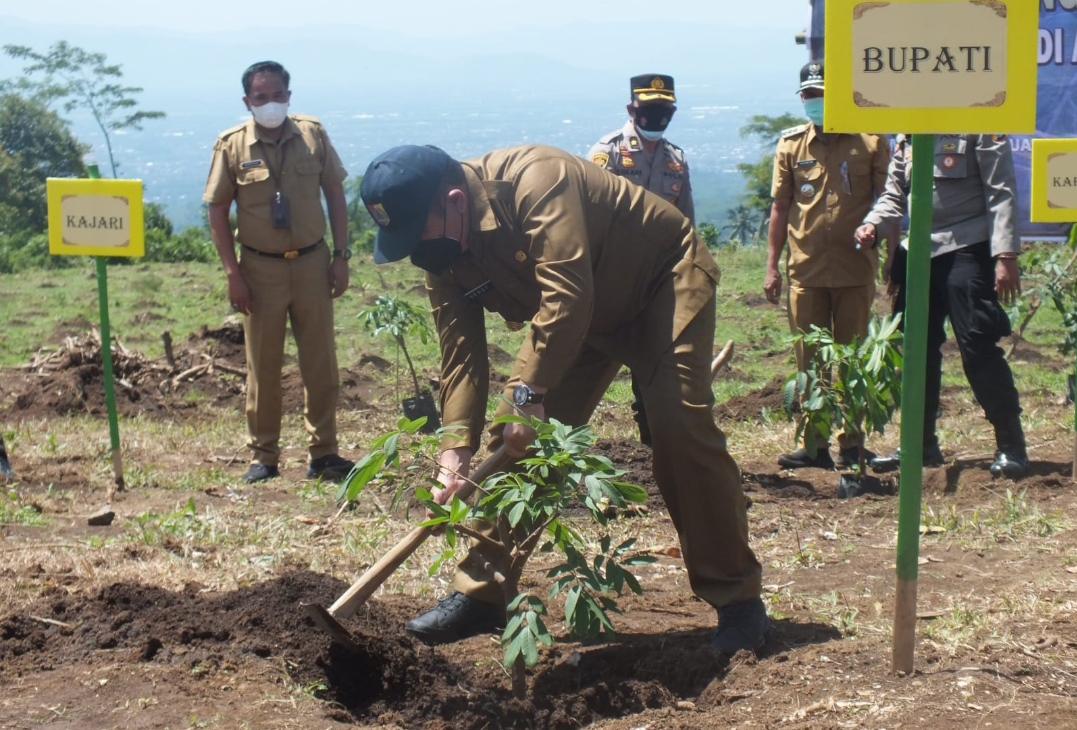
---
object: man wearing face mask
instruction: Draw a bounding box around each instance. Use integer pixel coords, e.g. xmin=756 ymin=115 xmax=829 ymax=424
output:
xmin=766 ymin=61 xmax=892 ymax=473
xmin=360 ymin=144 xmax=767 ymax=654
xmin=587 ymin=74 xmax=692 ymax=446
xmin=204 ymin=60 xmax=355 ymax=485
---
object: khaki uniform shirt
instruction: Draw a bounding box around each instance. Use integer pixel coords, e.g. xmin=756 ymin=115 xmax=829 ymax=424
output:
xmin=202 ymin=115 xmax=347 ymax=254
xmin=427 ymin=145 xmax=719 ymax=451
xmin=863 ymin=134 xmax=1019 ymax=259
xmin=771 ymin=123 xmax=890 ymax=288
xmin=587 ymin=119 xmax=694 ymax=224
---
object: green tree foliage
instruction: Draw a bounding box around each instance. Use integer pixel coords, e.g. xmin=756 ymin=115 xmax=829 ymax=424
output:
xmin=697 ymin=222 xmax=721 ymax=250
xmin=0 ymin=93 xmax=86 ymax=240
xmin=783 ymin=314 xmax=904 ymax=478
xmin=346 ymin=176 xmax=377 ymax=253
xmin=340 ymin=417 xmax=652 ymax=698
xmin=3 ymin=41 xmax=164 ymax=178
xmin=736 ymin=112 xmax=806 ymax=238
xmin=720 ymin=204 xmax=763 ymax=246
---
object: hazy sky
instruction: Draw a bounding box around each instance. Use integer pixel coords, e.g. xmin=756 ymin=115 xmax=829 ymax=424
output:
xmin=1 ymin=0 xmax=811 ymax=35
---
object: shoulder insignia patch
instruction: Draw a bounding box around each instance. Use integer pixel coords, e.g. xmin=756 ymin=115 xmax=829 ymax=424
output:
xmin=780 ymin=124 xmax=809 ymax=139
xmin=218 ymin=122 xmax=248 ymax=140
xmin=592 ymin=152 xmax=610 ymax=167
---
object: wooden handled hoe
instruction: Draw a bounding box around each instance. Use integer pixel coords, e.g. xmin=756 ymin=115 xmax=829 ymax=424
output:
xmin=307 ymin=340 xmax=733 ymax=649
xmin=304 ymin=446 xmax=512 ymax=650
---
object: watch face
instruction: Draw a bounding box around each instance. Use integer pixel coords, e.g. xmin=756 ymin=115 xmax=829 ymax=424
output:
xmin=512 ymin=385 xmax=527 ymax=406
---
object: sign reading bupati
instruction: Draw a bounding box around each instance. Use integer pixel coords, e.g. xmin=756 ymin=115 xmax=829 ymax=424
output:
xmin=1030 ymin=139 xmax=1077 ymax=223
xmin=47 ymin=178 xmax=145 ymax=257
xmin=824 ymin=0 xmax=1038 ymax=134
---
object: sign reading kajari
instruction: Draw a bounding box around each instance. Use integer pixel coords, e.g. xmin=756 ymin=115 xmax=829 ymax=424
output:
xmin=47 ymin=178 xmax=145 ymax=258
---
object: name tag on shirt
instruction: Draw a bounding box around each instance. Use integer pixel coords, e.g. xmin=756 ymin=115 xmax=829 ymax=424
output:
xmin=465 ymin=281 xmax=493 ymax=302
xmin=796 ymin=159 xmax=817 ymax=168
xmin=241 ymin=159 xmax=264 ymax=169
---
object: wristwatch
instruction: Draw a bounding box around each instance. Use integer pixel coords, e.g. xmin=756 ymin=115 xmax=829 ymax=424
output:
xmin=333 ymin=247 xmax=352 ymax=260
xmin=512 ymin=384 xmax=544 ymax=407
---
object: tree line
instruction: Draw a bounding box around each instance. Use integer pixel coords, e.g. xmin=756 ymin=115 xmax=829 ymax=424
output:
xmin=0 ymin=40 xmax=796 ymax=273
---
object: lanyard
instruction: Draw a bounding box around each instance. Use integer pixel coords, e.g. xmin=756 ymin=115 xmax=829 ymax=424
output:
xmin=259 ymin=139 xmax=288 ymax=194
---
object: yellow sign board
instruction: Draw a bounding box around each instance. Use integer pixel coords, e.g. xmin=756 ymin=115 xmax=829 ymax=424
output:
xmin=824 ymin=0 xmax=1037 ymax=134
xmin=1030 ymin=139 xmax=1077 ymax=223
xmin=47 ymin=178 xmax=145 ymax=257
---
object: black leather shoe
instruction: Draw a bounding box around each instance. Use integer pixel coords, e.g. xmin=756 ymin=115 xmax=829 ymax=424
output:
xmin=242 ymin=463 xmax=280 ymax=483
xmin=990 ymin=452 xmax=1029 ymax=480
xmin=870 ymin=444 xmax=944 ymax=473
xmin=711 ymin=597 xmax=770 ymax=654
xmin=777 ymin=447 xmax=834 ymax=470
xmin=836 ymin=447 xmax=876 ymax=470
xmin=405 ymin=591 xmax=505 ymax=645
xmin=307 ymin=454 xmax=355 ymax=482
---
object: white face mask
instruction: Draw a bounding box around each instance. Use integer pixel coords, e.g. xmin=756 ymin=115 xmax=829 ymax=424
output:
xmin=251 ymin=101 xmax=289 ymax=129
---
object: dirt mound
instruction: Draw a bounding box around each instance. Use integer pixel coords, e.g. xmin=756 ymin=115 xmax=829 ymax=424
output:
xmin=715 ymin=375 xmax=788 ymax=422
xmin=1 ymin=327 xmax=374 ymax=420
xmin=0 ymin=571 xmax=751 ymax=730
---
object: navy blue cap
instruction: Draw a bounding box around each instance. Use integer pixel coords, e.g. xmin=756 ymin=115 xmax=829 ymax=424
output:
xmin=360 ymin=145 xmax=453 ymax=264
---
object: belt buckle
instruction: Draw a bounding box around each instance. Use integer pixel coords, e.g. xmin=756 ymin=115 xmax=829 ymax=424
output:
xmin=284 ymin=249 xmax=299 ymax=260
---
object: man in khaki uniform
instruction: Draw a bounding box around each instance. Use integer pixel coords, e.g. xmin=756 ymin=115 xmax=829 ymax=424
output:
xmin=588 ymin=73 xmax=693 ymax=445
xmin=204 ymin=61 xmax=354 ymax=484
xmin=765 ymin=61 xmax=891 ymax=472
xmin=359 ymin=144 xmax=767 ymax=654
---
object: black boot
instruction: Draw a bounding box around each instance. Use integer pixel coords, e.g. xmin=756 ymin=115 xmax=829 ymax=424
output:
xmin=990 ymin=415 xmax=1028 ymax=479
xmin=870 ymin=437 xmax=944 ymax=473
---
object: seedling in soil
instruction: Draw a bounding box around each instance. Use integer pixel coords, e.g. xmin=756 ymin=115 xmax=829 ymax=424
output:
xmin=784 ymin=314 xmax=904 ymax=497
xmin=358 ymin=295 xmax=441 ymax=432
xmin=339 ymin=415 xmax=653 ymax=698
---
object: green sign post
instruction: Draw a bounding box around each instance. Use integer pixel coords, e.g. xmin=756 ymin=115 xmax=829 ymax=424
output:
xmin=891 ymin=134 xmax=934 ymax=673
xmin=47 ymin=168 xmax=145 ymax=492
xmin=87 ymin=163 xmax=125 ymax=491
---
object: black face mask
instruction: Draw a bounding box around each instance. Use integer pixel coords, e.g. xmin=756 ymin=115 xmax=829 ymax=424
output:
xmin=634 ymin=104 xmax=675 ymax=133
xmin=410 ymin=237 xmax=463 ymax=274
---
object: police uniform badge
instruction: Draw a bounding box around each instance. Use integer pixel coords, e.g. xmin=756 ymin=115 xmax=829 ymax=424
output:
xmin=621 ymin=155 xmax=635 ymax=169
xmin=671 ymin=182 xmax=681 ymax=193
xmin=368 ymin=203 xmax=391 ymax=227
xmin=942 ymin=142 xmax=958 ymax=153
xmin=800 ymin=183 xmax=816 ymax=197
xmin=667 ymin=161 xmax=683 ymax=172
xmin=942 ymin=155 xmax=957 ymax=170
xmin=592 ymin=152 xmax=610 ymax=167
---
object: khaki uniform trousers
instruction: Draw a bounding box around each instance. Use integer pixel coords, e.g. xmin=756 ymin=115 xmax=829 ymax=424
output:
xmin=787 ymin=282 xmax=875 ymax=450
xmin=453 ymin=296 xmax=764 ymax=610
xmin=239 ymin=244 xmax=339 ymax=466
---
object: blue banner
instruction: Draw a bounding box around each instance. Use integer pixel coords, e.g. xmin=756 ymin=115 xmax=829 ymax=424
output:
xmin=1021 ymin=1 xmax=1077 ymax=237
xmin=807 ymin=0 xmax=1077 ymax=238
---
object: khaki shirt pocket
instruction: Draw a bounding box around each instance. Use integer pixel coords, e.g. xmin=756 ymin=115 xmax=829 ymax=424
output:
xmin=295 ymin=159 xmax=322 ymax=176
xmin=236 ymin=166 xmax=273 ymax=204
xmin=793 ymin=164 xmax=823 ymax=201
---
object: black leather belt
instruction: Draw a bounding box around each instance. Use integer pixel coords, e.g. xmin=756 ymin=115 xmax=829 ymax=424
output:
xmin=242 ymin=240 xmax=322 ymax=260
